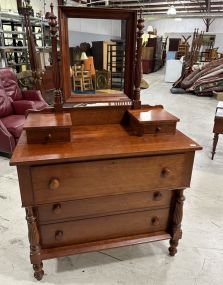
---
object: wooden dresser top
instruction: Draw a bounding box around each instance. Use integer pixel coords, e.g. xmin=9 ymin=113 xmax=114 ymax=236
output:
xmin=10 ymin=124 xmax=201 ymax=166
xmin=128 ymin=109 xmax=179 ymax=124
xmin=24 ymin=113 xmax=72 ymax=130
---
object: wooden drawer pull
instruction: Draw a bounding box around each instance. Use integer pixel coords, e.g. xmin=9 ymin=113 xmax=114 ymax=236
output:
xmin=45 ymin=133 xmax=52 ymax=142
xmin=156 ymin=126 xmax=162 ymax=132
xmin=161 ymin=167 xmax=171 ymax=177
xmin=151 ymin=216 xmax=160 ymax=226
xmin=53 ymin=204 xmax=62 ymax=214
xmin=153 ymin=191 xmax=162 ymax=201
xmin=55 ymin=230 xmax=63 ymax=241
xmin=49 ymin=178 xmax=60 ymax=190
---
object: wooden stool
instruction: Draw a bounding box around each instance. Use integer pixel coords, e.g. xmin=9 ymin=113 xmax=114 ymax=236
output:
xmin=211 ymin=102 xmax=223 ymax=159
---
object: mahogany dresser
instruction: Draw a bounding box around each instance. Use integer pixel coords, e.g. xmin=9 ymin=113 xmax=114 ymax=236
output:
xmin=10 ymin=106 xmax=201 ymax=280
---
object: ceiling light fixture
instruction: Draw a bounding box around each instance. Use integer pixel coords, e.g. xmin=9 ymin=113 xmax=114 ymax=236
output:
xmin=167 ymin=5 xmax=177 ymax=15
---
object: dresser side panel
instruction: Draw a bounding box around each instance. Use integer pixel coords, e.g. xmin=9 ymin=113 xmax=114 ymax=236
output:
xmin=17 ymin=166 xmax=34 ymax=207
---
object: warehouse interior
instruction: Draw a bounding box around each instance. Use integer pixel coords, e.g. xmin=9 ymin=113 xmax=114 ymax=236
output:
xmin=0 ymin=1 xmax=223 ymax=284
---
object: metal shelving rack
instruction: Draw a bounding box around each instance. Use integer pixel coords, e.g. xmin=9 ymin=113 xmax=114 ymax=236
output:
xmin=0 ymin=11 xmax=51 ymax=72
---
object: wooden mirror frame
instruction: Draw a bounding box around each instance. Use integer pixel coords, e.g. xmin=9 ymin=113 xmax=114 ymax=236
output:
xmin=58 ymin=6 xmax=137 ymax=104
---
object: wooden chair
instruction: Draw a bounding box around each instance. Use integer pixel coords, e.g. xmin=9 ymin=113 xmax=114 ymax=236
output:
xmin=82 ymin=68 xmax=93 ymax=90
xmin=72 ymin=64 xmax=84 ymax=92
xmin=72 ymin=64 xmax=93 ymax=92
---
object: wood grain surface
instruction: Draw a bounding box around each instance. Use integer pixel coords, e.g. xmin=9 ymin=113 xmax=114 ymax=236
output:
xmin=40 ymin=208 xmax=170 ymax=248
xmin=10 ymin=125 xmax=201 ymax=166
xmin=37 ymin=190 xmax=172 ymax=223
xmin=31 ymin=153 xmax=193 ymax=204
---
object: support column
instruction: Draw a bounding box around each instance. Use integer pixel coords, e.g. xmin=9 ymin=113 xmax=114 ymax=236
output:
xmin=26 ymin=207 xmax=44 ymax=280
xmin=169 ymin=189 xmax=185 ymax=256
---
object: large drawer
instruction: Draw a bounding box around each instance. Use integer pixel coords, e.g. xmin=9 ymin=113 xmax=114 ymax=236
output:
xmin=40 ymin=208 xmax=170 ymax=248
xmin=31 ymin=153 xmax=194 ymax=204
xmin=38 ymin=190 xmax=172 ymax=223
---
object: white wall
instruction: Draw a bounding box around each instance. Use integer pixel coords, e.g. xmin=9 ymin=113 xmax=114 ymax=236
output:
xmin=145 ymin=18 xmax=223 ymax=52
xmin=145 ymin=18 xmax=205 ymax=35
xmin=145 ymin=17 xmax=223 ymax=35
xmin=69 ymin=18 xmax=121 ymax=37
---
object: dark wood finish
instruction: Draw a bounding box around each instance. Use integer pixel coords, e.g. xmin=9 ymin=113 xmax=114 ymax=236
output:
xmin=24 ymin=113 xmax=72 ymax=144
xmin=58 ymin=6 xmax=137 ymax=104
xmin=211 ymin=103 xmax=223 ymax=159
xmin=169 ymin=38 xmax=181 ymax=52
xmin=142 ymin=59 xmax=155 ymax=74
xmin=128 ymin=108 xmax=179 ymax=136
xmin=92 ymin=41 xmax=105 ymax=70
xmin=133 ymin=11 xmax=144 ymax=108
xmin=48 ymin=3 xmax=63 ymax=111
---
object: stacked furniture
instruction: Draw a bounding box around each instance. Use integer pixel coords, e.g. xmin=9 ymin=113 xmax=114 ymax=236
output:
xmin=142 ymin=37 xmax=164 ymax=74
xmin=10 ymin=5 xmax=201 ymax=281
xmin=142 ymin=46 xmax=154 ymax=74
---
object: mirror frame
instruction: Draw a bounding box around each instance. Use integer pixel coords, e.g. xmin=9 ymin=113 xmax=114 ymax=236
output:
xmin=58 ymin=6 xmax=137 ymax=104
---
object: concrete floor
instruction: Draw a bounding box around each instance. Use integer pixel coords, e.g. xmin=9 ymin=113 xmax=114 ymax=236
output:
xmin=0 ymin=69 xmax=223 ymax=284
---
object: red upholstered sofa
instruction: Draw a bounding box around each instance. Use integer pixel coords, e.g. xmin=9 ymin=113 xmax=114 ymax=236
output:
xmin=0 ymin=68 xmax=48 ymax=154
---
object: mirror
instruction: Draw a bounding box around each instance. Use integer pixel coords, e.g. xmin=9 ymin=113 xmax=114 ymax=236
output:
xmin=59 ymin=7 xmax=137 ymax=104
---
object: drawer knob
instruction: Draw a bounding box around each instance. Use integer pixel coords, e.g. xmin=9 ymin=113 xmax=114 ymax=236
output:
xmin=49 ymin=178 xmax=60 ymax=190
xmin=55 ymin=230 xmax=63 ymax=241
xmin=53 ymin=204 xmax=62 ymax=214
xmin=151 ymin=216 xmax=160 ymax=226
xmin=156 ymin=126 xmax=162 ymax=132
xmin=161 ymin=167 xmax=171 ymax=177
xmin=153 ymin=191 xmax=162 ymax=201
xmin=45 ymin=133 xmax=52 ymax=143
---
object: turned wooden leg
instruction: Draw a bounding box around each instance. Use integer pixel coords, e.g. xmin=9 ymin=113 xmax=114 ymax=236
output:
xmin=26 ymin=207 xmax=44 ymax=281
xmin=211 ymin=133 xmax=219 ymax=160
xmin=169 ymin=189 xmax=185 ymax=256
xmin=33 ymin=262 xmax=44 ymax=281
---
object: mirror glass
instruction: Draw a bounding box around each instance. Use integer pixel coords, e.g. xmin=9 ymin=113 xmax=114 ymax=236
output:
xmin=59 ymin=7 xmax=137 ymax=104
xmin=68 ymin=18 xmax=126 ymax=96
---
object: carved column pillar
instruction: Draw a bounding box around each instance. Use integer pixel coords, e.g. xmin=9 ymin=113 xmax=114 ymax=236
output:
xmin=47 ymin=3 xmax=63 ymax=112
xmin=26 ymin=207 xmax=44 ymax=280
xmin=133 ymin=10 xmax=144 ymax=109
xmin=169 ymin=189 xmax=185 ymax=256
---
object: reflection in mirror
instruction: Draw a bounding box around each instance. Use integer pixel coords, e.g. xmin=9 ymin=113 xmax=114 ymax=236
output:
xmin=68 ymin=18 xmax=126 ymax=96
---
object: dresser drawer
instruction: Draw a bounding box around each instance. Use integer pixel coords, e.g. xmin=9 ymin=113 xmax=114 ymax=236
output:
xmin=26 ymin=128 xmax=71 ymax=144
xmin=40 ymin=208 xmax=170 ymax=248
xmin=31 ymin=153 xmax=194 ymax=204
xmin=143 ymin=122 xmax=177 ymax=135
xmin=38 ymin=190 xmax=172 ymax=223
